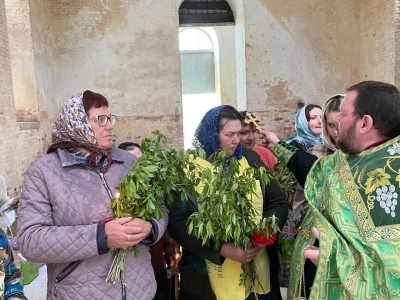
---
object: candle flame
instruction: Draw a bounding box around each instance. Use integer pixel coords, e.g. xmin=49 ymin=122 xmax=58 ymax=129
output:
xmin=115 ymin=192 xmax=120 ymax=199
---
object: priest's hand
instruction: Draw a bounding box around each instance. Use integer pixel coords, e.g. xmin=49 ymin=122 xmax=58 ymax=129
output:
xmin=259 ymin=130 xmax=280 ymax=150
xmin=304 ymin=227 xmax=320 ymax=266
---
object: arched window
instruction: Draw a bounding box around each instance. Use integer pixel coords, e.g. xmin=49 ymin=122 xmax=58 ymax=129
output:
xmin=179 ymin=28 xmax=215 ymax=94
xmin=179 ymin=27 xmax=221 ymax=149
xmin=179 ymin=28 xmax=213 ymax=51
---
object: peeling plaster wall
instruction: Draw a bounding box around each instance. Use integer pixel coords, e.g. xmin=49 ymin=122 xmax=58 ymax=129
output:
xmin=2 ymin=0 xmax=46 ymax=195
xmin=50 ymin=0 xmax=183 ymax=148
xmin=360 ymin=0 xmax=396 ymax=84
xmin=0 ymin=0 xmax=21 ymax=196
xmin=3 ymin=0 xmax=400 ymax=193
xmin=5 ymin=0 xmax=39 ymax=122
xmin=30 ymin=0 xmax=57 ymax=124
xmin=244 ymin=0 xmax=360 ymax=138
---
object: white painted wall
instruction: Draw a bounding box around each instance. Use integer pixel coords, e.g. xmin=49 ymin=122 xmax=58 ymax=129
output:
xmin=214 ymin=26 xmax=237 ymax=107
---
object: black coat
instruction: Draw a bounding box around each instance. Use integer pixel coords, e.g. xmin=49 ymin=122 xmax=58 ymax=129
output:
xmin=167 ymin=148 xmax=288 ymax=300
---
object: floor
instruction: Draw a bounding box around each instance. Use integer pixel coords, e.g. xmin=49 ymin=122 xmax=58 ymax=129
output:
xmin=24 ymin=265 xmax=47 ymax=300
xmin=24 ymin=266 xmax=288 ymax=300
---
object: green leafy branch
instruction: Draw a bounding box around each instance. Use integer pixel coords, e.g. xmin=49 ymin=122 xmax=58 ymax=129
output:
xmin=272 ymin=161 xmax=296 ymax=205
xmin=106 ymin=130 xmax=195 ymax=285
xmin=185 ymin=150 xmax=279 ymax=288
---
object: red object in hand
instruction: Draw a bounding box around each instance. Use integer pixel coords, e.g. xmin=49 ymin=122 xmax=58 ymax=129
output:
xmin=252 ymin=230 xmax=277 ymax=246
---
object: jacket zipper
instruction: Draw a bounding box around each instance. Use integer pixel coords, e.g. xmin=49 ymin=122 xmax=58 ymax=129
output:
xmin=99 ymin=172 xmax=113 ymax=200
xmin=98 ymin=171 xmax=127 ymax=300
xmin=54 ymin=167 xmax=115 ymax=297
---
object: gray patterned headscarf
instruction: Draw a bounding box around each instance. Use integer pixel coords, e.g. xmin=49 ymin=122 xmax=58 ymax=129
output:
xmin=47 ymin=92 xmax=112 ymax=173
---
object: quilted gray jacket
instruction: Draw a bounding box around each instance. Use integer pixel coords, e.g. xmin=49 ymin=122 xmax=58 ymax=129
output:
xmin=17 ymin=147 xmax=168 ymax=300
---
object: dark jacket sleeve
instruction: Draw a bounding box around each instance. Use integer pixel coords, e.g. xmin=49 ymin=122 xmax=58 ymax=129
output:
xmin=166 ymin=191 xmax=224 ymax=265
xmin=262 ymin=178 xmax=289 ymax=230
xmin=272 ymin=141 xmax=319 ymax=189
xmin=286 ymin=151 xmax=318 ymax=188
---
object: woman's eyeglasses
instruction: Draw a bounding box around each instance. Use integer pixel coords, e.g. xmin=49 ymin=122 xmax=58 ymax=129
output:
xmin=88 ymin=114 xmax=117 ymax=126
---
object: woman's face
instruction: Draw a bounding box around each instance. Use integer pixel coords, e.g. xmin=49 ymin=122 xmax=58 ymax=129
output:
xmin=218 ymin=118 xmax=242 ymax=156
xmin=240 ymin=124 xmax=258 ymax=150
xmin=325 ymin=111 xmax=339 ymax=142
xmin=308 ymin=107 xmax=322 ymax=136
xmin=87 ymin=106 xmax=114 ymax=150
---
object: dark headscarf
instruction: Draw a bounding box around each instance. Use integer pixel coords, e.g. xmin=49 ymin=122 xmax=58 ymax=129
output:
xmin=47 ymin=92 xmax=112 ymax=173
xmin=192 ymin=105 xmax=243 ymax=161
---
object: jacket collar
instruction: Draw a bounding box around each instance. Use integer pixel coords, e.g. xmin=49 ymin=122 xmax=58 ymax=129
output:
xmin=58 ymin=146 xmax=125 ymax=168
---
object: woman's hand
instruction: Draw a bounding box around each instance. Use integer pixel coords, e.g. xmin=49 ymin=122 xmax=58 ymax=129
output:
xmin=251 ymin=241 xmax=266 ymax=251
xmin=220 ymin=243 xmax=259 ymax=264
xmin=259 ymin=130 xmax=280 ymax=150
xmin=105 ymin=217 xmax=151 ymax=249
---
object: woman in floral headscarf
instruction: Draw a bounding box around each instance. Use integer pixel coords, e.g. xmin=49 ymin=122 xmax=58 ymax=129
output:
xmin=17 ymin=91 xmax=167 ymax=300
xmin=167 ymin=105 xmax=287 ymax=300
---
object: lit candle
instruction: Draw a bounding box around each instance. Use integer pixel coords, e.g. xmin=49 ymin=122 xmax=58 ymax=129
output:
xmin=115 ymin=192 xmax=120 ymax=218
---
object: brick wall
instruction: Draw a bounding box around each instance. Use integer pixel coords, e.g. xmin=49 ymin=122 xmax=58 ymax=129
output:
xmin=2 ymin=0 xmax=400 ymax=196
xmin=2 ymin=0 xmax=48 ymax=196
xmin=360 ymin=0 xmax=396 ymax=83
xmin=5 ymin=0 xmax=39 ymax=122
xmin=245 ymin=0 xmax=361 ymax=138
xmin=114 ymin=115 xmax=184 ymax=150
xmin=0 ymin=0 xmax=19 ymax=196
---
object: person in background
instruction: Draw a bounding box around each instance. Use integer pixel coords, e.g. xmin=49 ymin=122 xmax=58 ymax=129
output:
xmin=17 ymin=91 xmax=168 ymax=300
xmin=0 ymin=227 xmax=26 ymax=300
xmin=118 ymin=142 xmax=142 ymax=158
xmin=261 ymin=94 xmax=344 ymax=298
xmin=261 ymin=81 xmax=400 ymax=299
xmin=285 ymin=104 xmax=323 ymax=214
xmin=167 ymin=105 xmax=288 ymax=300
xmin=240 ymin=111 xmax=277 ymax=171
xmin=306 ymin=95 xmax=344 ymax=158
xmin=292 ymin=96 xmax=344 ymax=231
xmin=274 ymin=103 xmax=323 ymax=288
xmin=118 ymin=141 xmax=177 ymax=300
xmin=286 ymin=104 xmax=323 ymax=151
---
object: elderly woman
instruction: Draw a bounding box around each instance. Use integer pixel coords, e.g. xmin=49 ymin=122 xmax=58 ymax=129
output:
xmin=17 ymin=91 xmax=167 ymax=300
xmin=167 ymin=105 xmax=288 ymax=300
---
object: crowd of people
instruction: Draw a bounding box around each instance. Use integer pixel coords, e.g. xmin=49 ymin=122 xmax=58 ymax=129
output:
xmin=0 ymin=80 xmax=399 ymax=300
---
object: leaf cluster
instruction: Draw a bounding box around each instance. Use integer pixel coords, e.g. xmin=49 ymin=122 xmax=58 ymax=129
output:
xmin=186 ymin=150 xmax=278 ymax=251
xmin=113 ymin=130 xmax=194 ymax=220
xmin=271 ymin=161 xmax=297 ymax=205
